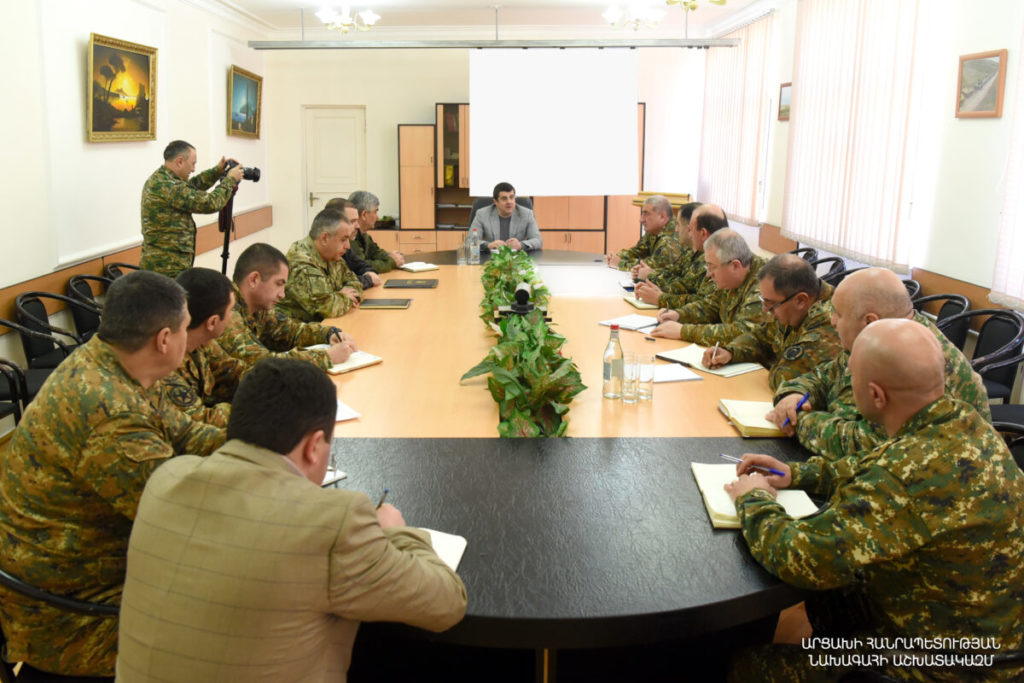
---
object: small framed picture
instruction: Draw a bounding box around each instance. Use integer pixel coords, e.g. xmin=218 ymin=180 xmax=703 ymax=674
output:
xmin=956 ymin=49 xmax=1007 ymax=118
xmin=228 ymin=65 xmax=263 ymax=138
xmin=778 ymin=82 xmax=792 ymax=122
xmin=87 ymin=33 xmax=157 ymax=142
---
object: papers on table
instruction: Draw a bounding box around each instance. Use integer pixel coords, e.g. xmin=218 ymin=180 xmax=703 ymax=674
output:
xmin=623 ymin=295 xmax=658 ymax=310
xmin=336 ymin=399 xmax=360 ymax=422
xmin=322 ymin=468 xmax=348 ymax=487
xmin=400 ymin=261 xmax=440 ymax=272
xmin=327 ymin=350 xmax=383 ymax=375
xmin=690 ymin=462 xmax=818 ymax=529
xmin=655 ymin=345 xmax=763 ymax=377
xmin=653 ymin=363 xmax=701 ymax=383
xmin=421 ymin=528 xmax=468 ymax=571
xmin=619 ymin=278 xmax=636 ymax=292
xmin=718 ymin=399 xmax=786 ymax=438
xmin=599 ymin=314 xmax=659 ymax=331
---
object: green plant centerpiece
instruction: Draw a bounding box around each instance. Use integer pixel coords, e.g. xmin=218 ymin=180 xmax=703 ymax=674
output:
xmin=461 ymin=247 xmax=585 ymax=437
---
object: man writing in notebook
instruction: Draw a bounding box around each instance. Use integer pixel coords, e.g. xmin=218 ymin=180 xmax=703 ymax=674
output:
xmin=724 ymin=319 xmax=1024 ymax=682
xmin=471 ymin=181 xmax=543 ymax=251
xmin=118 ymin=358 xmax=468 ymax=682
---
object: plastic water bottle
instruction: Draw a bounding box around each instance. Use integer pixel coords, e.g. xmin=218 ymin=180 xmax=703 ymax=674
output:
xmin=602 ymin=324 xmax=624 ymax=399
xmin=467 ymin=227 xmax=482 ymax=265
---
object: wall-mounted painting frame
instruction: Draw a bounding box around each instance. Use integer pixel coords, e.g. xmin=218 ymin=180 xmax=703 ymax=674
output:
xmin=956 ymin=49 xmax=1007 ymax=118
xmin=228 ymin=65 xmax=262 ymax=139
xmin=87 ymin=33 xmax=157 ymax=142
xmin=778 ymin=82 xmax=792 ymax=122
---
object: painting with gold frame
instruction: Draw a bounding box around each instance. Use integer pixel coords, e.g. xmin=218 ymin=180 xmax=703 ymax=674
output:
xmin=228 ymin=65 xmax=262 ymax=139
xmin=87 ymin=33 xmax=157 ymax=142
xmin=778 ymin=82 xmax=791 ymax=121
xmin=956 ymin=49 xmax=1007 ymax=118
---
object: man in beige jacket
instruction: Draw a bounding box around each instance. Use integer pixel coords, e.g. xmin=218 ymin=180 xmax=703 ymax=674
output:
xmin=117 ymin=358 xmax=467 ymax=682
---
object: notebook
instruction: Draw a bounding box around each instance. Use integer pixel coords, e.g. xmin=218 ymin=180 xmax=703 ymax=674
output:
xmin=717 ymin=399 xmax=786 ymax=438
xmin=400 ymin=261 xmax=440 ymax=272
xmin=327 ymin=350 xmax=383 ymax=375
xmin=421 ymin=528 xmax=468 ymax=571
xmin=359 ymin=298 xmax=411 ymax=310
xmin=623 ymin=295 xmax=658 ymax=310
xmin=383 ymin=278 xmax=438 ymax=289
xmin=653 ymin=364 xmax=701 ymax=383
xmin=335 ymin=399 xmax=360 ymax=422
xmin=690 ymin=462 xmax=818 ymax=529
xmin=321 ymin=468 xmax=347 ymax=487
xmin=655 ymin=345 xmax=763 ymax=378
xmin=599 ymin=314 xmax=659 ymax=331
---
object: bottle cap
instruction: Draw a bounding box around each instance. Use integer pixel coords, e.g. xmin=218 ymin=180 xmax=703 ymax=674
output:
xmin=610 ymin=324 xmax=620 ymax=330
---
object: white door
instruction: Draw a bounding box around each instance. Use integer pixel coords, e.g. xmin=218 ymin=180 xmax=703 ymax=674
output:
xmin=303 ymin=106 xmax=367 ymax=227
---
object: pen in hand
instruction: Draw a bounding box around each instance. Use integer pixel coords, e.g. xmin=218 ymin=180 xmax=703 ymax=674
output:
xmin=375 ymin=488 xmax=389 ymax=509
xmin=711 ymin=342 xmax=719 ymax=364
xmin=718 ymin=453 xmax=786 ymax=477
xmin=781 ymin=392 xmax=812 ymax=428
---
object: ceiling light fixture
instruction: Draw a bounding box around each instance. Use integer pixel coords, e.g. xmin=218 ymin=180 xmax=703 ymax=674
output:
xmin=316 ymin=5 xmax=381 ymax=33
xmin=603 ymin=4 xmax=667 ymax=31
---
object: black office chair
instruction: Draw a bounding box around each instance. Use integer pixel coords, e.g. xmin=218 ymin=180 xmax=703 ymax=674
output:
xmin=0 ymin=567 xmax=118 ymax=683
xmin=0 ymin=359 xmax=25 ymax=425
xmin=0 ymin=320 xmax=61 ymax=409
xmin=466 ymin=196 xmax=534 ymax=230
xmin=938 ymin=308 xmax=1024 ymax=403
xmin=809 ymin=256 xmax=846 ymax=282
xmin=821 ymin=266 xmax=867 ymax=286
xmin=788 ymin=247 xmax=818 ymax=263
xmin=15 ymin=292 xmax=98 ymax=363
xmin=912 ymin=294 xmax=970 ymax=350
xmin=103 ymin=262 xmax=139 ymax=280
xmin=66 ymin=275 xmax=110 ymax=308
xmin=902 ymin=279 xmax=921 ymax=300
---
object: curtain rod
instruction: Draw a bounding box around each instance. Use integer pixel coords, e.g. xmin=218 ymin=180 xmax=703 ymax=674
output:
xmin=248 ymin=38 xmax=739 ymax=50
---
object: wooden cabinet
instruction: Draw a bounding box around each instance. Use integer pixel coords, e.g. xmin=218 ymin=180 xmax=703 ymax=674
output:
xmin=436 ymin=230 xmax=467 ymax=251
xmin=398 ymin=125 xmax=435 ymax=229
xmin=368 ymin=229 xmax=400 ymax=252
xmin=436 ymin=103 xmax=470 ymax=189
xmin=399 ymin=230 xmax=437 ymax=254
xmin=533 ymin=196 xmax=605 ymax=230
xmin=541 ymin=231 xmax=605 ymax=253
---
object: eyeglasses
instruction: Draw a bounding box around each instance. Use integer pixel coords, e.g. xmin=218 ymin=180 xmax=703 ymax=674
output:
xmin=758 ymin=291 xmax=801 ymax=313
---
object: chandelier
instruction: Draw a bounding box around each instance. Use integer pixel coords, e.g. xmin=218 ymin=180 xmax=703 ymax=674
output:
xmin=665 ymin=0 xmax=728 ymax=8
xmin=316 ymin=5 xmax=381 ymax=33
xmin=603 ymin=5 xmax=667 ymax=30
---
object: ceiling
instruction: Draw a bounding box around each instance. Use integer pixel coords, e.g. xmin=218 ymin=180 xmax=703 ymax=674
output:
xmin=218 ymin=0 xmax=766 ymax=38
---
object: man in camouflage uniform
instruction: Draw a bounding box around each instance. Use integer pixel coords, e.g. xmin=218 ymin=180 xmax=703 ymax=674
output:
xmin=161 ymin=268 xmax=247 ymax=428
xmin=769 ymin=268 xmax=990 ymax=461
xmin=726 ymin=319 xmax=1024 ymax=682
xmin=348 ymin=190 xmax=405 ymax=271
xmin=635 ymin=203 xmax=725 ymax=309
xmin=650 ymin=229 xmax=767 ymax=347
xmin=605 ymin=195 xmax=680 ymax=277
xmin=0 ymin=271 xmax=225 ymax=678
xmin=220 ymin=243 xmax=357 ymax=370
xmin=277 ymin=208 xmax=364 ymax=322
xmin=326 ymin=197 xmax=382 ymax=290
xmin=706 ymin=253 xmax=842 ymax=390
xmin=140 ymin=140 xmax=244 ymax=277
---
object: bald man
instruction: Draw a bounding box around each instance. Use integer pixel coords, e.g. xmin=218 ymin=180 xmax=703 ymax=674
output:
xmin=767 ymin=267 xmax=990 ymax=461
xmin=635 ymin=203 xmax=725 ymax=308
xmin=605 ymin=195 xmax=680 ymax=275
xmin=725 ymin=319 xmax=1024 ymax=683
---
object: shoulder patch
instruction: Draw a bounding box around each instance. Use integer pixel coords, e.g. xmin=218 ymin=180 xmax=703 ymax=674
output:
xmin=166 ymin=382 xmax=199 ymax=408
xmin=783 ymin=344 xmax=805 ymax=361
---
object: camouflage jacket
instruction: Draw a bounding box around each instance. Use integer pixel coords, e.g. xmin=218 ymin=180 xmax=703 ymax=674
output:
xmin=775 ymin=311 xmax=992 ymax=461
xmin=735 ymin=396 xmax=1024 ymax=679
xmin=725 ymin=282 xmax=841 ymax=391
xmin=160 ymin=342 xmax=247 ymax=428
xmin=277 ymin=236 xmax=363 ymax=322
xmin=350 ymin=229 xmax=397 ymax=273
xmin=615 ymin=222 xmax=681 ymax=272
xmin=650 ymin=246 xmax=716 ymax=309
xmin=672 ymin=255 xmax=768 ymax=347
xmin=0 ymin=336 xmax=224 ymax=676
xmin=219 ymin=284 xmax=333 ymax=371
xmin=139 ymin=165 xmax=237 ymax=277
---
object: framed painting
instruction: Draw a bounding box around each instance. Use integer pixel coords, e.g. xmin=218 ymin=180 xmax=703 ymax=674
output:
xmin=87 ymin=33 xmax=157 ymax=142
xmin=956 ymin=49 xmax=1007 ymax=118
xmin=778 ymin=82 xmax=792 ymax=122
xmin=228 ymin=65 xmax=262 ymax=138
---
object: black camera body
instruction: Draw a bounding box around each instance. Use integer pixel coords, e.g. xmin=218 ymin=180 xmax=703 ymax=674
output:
xmin=224 ymin=159 xmax=261 ymax=182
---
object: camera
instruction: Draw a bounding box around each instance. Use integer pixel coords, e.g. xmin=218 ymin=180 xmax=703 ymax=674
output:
xmin=224 ymin=159 xmax=261 ymax=182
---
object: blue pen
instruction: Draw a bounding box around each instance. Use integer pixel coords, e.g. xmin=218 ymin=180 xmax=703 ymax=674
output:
xmin=375 ymin=488 xmax=389 ymax=509
xmin=781 ymin=392 xmax=811 ymax=428
xmin=718 ymin=453 xmax=786 ymax=477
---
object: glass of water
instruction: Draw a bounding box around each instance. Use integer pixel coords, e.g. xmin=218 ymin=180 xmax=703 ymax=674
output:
xmin=622 ymin=352 xmax=639 ymax=404
xmin=456 ymin=244 xmax=469 ymax=265
xmin=638 ymin=354 xmax=655 ymax=401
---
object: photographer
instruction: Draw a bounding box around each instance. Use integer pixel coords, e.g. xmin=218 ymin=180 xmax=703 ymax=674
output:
xmin=140 ymin=140 xmax=244 ymax=277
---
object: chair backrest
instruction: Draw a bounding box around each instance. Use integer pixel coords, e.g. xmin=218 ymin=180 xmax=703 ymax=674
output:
xmin=902 ymin=279 xmax=921 ymax=300
xmin=467 ymin=196 xmax=534 ymax=229
xmin=14 ymin=294 xmax=61 ymax=367
xmin=913 ymin=294 xmax=970 ymax=350
xmin=788 ymin=247 xmax=818 ymax=263
xmin=103 ymin=262 xmax=139 ymax=280
xmin=809 ymin=256 xmax=846 ymax=281
xmin=821 ymin=266 xmax=868 ymax=286
xmin=67 ymin=275 xmax=110 ymax=306
xmin=975 ymin=312 xmax=1024 ymax=390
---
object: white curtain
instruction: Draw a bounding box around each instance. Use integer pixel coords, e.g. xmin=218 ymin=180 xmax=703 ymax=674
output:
xmin=781 ymin=0 xmax=920 ymax=270
xmin=698 ymin=14 xmax=774 ymax=223
xmin=990 ymin=21 xmax=1024 ymax=309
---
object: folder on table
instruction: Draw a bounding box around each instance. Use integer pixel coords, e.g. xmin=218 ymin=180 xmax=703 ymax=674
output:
xmin=359 ymin=298 xmax=411 ymax=310
xmin=690 ymin=462 xmax=817 ymax=529
xmin=656 ymin=345 xmax=763 ymax=378
xmin=717 ymin=399 xmax=786 ymax=438
xmin=401 ymin=261 xmax=440 ymax=272
xmin=327 ymin=350 xmax=383 ymax=375
xmin=384 ymin=278 xmax=438 ymax=289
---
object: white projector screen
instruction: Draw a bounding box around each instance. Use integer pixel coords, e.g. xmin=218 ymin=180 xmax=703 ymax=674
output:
xmin=469 ymin=49 xmax=638 ymax=197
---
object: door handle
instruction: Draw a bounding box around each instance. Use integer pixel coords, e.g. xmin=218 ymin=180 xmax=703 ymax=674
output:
xmin=309 ymin=192 xmax=315 ymax=207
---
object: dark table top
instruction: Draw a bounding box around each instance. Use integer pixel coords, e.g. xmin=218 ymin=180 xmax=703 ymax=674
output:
xmin=330 ymin=436 xmax=810 ymax=649
xmin=411 ymin=248 xmax=606 ymax=266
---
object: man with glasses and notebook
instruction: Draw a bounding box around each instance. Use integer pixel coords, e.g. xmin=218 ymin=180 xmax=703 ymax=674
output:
xmin=700 ymin=253 xmax=842 ymax=390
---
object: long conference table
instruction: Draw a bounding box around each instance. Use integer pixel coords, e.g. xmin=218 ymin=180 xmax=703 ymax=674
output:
xmin=323 ymin=249 xmax=809 ymax=673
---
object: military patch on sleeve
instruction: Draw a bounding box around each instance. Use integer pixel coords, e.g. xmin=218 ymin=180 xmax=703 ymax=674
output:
xmin=782 ymin=344 xmax=804 ymax=361
xmin=166 ymin=383 xmax=199 ymax=408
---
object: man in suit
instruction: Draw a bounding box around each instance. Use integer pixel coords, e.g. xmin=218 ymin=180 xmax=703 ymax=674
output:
xmin=470 ymin=181 xmax=543 ymax=251
xmin=117 ymin=357 xmax=468 ymax=682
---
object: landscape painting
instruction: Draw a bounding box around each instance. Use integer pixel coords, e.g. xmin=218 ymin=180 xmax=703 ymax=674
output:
xmin=778 ymin=82 xmax=791 ymax=121
xmin=88 ymin=33 xmax=157 ymax=142
xmin=956 ymin=49 xmax=1007 ymax=118
xmin=228 ymin=65 xmax=262 ymax=138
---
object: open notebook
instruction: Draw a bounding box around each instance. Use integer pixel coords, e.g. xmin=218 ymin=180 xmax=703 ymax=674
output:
xmin=421 ymin=528 xmax=468 ymax=571
xmin=690 ymin=462 xmax=818 ymax=529
xmin=623 ymin=295 xmax=658 ymax=310
xmin=327 ymin=350 xmax=383 ymax=375
xmin=718 ymin=399 xmax=786 ymax=438
xmin=656 ymin=345 xmax=763 ymax=378
xmin=400 ymin=262 xmax=440 ymax=272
